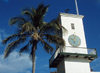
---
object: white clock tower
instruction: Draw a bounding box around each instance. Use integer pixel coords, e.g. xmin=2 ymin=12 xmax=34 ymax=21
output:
xmin=49 ymin=0 xmax=98 ymax=73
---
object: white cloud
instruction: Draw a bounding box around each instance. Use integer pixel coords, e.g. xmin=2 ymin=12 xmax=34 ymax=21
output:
xmin=0 ymin=52 xmax=32 ymax=73
xmin=0 ymin=29 xmax=9 ymax=38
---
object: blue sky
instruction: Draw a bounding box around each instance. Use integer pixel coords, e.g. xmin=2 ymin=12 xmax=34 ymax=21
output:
xmin=0 ymin=0 xmax=100 ymax=73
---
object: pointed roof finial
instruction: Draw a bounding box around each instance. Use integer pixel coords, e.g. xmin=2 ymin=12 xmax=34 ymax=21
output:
xmin=75 ymin=0 xmax=79 ymax=15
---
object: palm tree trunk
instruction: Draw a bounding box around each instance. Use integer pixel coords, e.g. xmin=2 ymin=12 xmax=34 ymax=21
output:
xmin=32 ymin=52 xmax=35 ymax=73
xmin=32 ymin=40 xmax=37 ymax=73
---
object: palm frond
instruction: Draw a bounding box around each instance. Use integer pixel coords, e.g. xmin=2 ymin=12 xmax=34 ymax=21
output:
xmin=36 ymin=4 xmax=49 ymax=17
xmin=2 ymin=32 xmax=30 ymax=44
xmin=39 ymin=37 xmax=54 ymax=53
xmin=2 ymin=34 xmax=20 ymax=44
xmin=33 ymin=4 xmax=49 ymax=27
xmin=39 ymin=17 xmax=67 ymax=35
xmin=39 ymin=17 xmax=61 ymax=34
xmin=22 ymin=9 xmax=34 ymax=20
xmin=39 ymin=22 xmax=60 ymax=34
xmin=9 ymin=17 xmax=26 ymax=25
xmin=31 ymin=7 xmax=36 ymax=14
xmin=19 ymin=43 xmax=29 ymax=54
xmin=4 ymin=37 xmax=26 ymax=58
xmin=21 ymin=22 xmax=36 ymax=33
xmin=50 ymin=17 xmax=67 ymax=31
xmin=44 ymin=34 xmax=65 ymax=47
xmin=53 ymin=17 xmax=68 ymax=35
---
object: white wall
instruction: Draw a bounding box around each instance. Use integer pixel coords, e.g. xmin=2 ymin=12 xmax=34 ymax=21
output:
xmin=90 ymin=72 xmax=100 ymax=73
xmin=64 ymin=57 xmax=91 ymax=73
xmin=60 ymin=13 xmax=87 ymax=48
xmin=63 ymin=46 xmax=88 ymax=54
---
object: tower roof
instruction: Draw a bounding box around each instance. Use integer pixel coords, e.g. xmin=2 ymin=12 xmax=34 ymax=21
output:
xmin=60 ymin=13 xmax=84 ymax=19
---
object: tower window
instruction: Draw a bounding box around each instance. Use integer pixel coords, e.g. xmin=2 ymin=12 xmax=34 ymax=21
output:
xmin=71 ymin=23 xmax=75 ymax=29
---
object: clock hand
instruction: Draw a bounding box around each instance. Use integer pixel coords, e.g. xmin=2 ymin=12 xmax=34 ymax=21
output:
xmin=71 ymin=37 xmax=75 ymax=43
xmin=74 ymin=37 xmax=76 ymax=42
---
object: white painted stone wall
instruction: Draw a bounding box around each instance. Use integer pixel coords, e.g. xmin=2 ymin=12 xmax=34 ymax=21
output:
xmin=64 ymin=57 xmax=91 ymax=73
xmin=60 ymin=13 xmax=87 ymax=48
xmin=63 ymin=46 xmax=88 ymax=54
xmin=56 ymin=57 xmax=100 ymax=73
xmin=91 ymin=72 xmax=100 ymax=73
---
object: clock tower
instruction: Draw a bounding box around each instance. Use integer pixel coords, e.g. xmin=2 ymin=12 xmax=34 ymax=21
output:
xmin=49 ymin=1 xmax=98 ymax=73
xmin=49 ymin=13 xmax=97 ymax=73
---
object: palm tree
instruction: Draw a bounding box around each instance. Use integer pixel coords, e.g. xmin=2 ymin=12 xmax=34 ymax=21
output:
xmin=2 ymin=4 xmax=65 ymax=73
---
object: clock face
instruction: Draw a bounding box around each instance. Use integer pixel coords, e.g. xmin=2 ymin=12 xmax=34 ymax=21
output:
xmin=68 ymin=34 xmax=81 ymax=47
